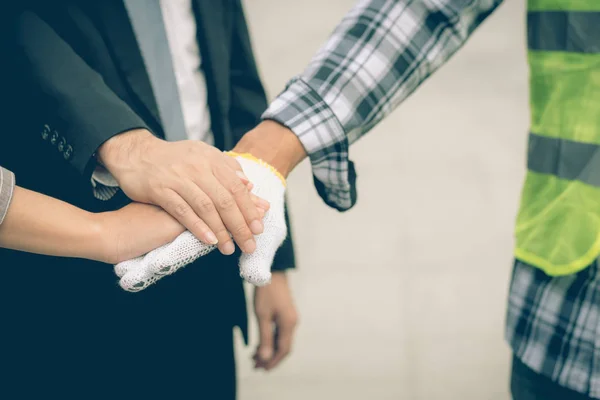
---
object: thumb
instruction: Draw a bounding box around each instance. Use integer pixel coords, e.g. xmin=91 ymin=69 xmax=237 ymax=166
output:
xmin=233 ymin=152 xmax=287 ymax=286
xmin=239 ymin=218 xmax=286 ymax=285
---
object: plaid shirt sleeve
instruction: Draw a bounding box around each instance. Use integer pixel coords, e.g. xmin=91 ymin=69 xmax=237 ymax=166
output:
xmin=262 ymin=0 xmax=503 ymax=211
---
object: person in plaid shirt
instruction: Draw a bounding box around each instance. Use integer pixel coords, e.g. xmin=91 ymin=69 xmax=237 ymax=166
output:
xmin=230 ymin=0 xmax=600 ymax=398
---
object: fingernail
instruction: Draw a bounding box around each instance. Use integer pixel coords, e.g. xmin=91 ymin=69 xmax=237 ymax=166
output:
xmin=243 ymin=239 xmax=256 ymax=253
xmin=205 ymin=231 xmax=218 ymax=245
xmin=247 ymin=182 xmax=254 ymax=191
xmin=236 ymin=170 xmax=249 ymax=183
xmin=257 ymin=198 xmax=270 ymax=210
xmin=250 ymin=219 xmax=264 ymax=234
xmin=258 ymin=208 xmax=266 ymax=219
xmin=221 ymin=241 xmax=235 ymax=255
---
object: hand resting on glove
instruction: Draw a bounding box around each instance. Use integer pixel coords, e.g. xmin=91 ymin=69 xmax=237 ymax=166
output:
xmin=115 ymin=152 xmax=288 ymax=292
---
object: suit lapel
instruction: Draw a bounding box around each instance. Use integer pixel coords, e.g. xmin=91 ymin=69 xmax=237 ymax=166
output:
xmin=91 ymin=0 xmax=162 ymax=129
xmin=87 ymin=0 xmax=235 ymax=146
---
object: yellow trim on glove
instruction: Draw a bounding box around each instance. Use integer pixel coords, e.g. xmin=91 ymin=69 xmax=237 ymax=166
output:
xmin=225 ymin=151 xmax=286 ymax=187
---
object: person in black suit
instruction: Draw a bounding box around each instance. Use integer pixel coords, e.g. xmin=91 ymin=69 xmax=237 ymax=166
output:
xmin=0 ymin=1 xmax=298 ymax=399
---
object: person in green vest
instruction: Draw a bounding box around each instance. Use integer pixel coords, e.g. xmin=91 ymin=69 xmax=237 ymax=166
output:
xmin=116 ymin=0 xmax=597 ymax=397
xmin=229 ymin=0 xmax=599 ymax=399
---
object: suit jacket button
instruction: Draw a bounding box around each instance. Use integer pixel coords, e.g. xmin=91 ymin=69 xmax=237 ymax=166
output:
xmin=50 ymin=131 xmax=59 ymax=145
xmin=58 ymin=137 xmax=66 ymax=152
xmin=64 ymin=145 xmax=73 ymax=160
xmin=41 ymin=125 xmax=51 ymax=140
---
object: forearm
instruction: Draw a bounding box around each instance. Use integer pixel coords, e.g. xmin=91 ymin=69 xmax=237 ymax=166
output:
xmin=260 ymin=0 xmax=503 ymax=210
xmin=0 ymin=186 xmax=104 ymax=261
xmin=12 ymin=10 xmax=150 ymax=177
xmin=0 ymin=187 xmax=186 ymax=264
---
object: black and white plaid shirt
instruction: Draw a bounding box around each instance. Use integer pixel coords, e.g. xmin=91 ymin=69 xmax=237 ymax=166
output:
xmin=264 ymin=0 xmax=600 ymax=397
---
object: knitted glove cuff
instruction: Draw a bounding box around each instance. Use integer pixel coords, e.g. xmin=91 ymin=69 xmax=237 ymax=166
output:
xmin=225 ymin=151 xmax=286 ymax=187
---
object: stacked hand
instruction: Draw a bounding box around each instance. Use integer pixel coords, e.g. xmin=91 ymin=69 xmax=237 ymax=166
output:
xmin=114 ymin=152 xmax=288 ymax=292
xmin=102 ymin=122 xmax=306 ymax=371
xmin=97 ymin=129 xmax=270 ymax=255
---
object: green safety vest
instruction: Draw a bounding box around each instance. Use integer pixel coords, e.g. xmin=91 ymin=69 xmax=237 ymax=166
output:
xmin=515 ymin=0 xmax=600 ymax=275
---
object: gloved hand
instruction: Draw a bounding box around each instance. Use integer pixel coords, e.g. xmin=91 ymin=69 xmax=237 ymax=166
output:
xmin=114 ymin=152 xmax=288 ymax=292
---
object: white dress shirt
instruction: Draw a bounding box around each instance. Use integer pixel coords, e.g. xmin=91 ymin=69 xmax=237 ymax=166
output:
xmin=160 ymin=0 xmax=213 ymax=145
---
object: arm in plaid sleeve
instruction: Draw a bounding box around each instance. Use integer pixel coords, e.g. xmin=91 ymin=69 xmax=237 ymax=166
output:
xmin=262 ymin=0 xmax=504 ymax=211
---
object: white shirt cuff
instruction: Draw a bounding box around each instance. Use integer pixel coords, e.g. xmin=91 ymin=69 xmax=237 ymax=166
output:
xmin=91 ymin=165 xmax=120 ymax=201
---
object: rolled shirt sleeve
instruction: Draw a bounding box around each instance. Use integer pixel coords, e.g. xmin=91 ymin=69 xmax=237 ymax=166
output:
xmin=0 ymin=166 xmax=16 ymax=226
xmin=263 ymin=0 xmax=503 ymax=211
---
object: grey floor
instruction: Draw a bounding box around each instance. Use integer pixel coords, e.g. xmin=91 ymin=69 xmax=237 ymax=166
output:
xmin=236 ymin=1 xmax=528 ymax=398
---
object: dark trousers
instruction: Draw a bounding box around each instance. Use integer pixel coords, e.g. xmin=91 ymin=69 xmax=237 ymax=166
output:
xmin=0 ymin=250 xmax=243 ymax=400
xmin=511 ymin=355 xmax=591 ymax=400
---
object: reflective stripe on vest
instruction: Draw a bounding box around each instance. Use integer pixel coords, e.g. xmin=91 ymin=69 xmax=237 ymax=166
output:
xmin=528 ymin=134 xmax=600 ymax=186
xmin=514 ymin=1 xmax=600 ymax=275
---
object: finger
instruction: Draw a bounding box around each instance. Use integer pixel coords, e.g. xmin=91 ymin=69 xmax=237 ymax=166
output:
xmin=250 ymin=193 xmax=270 ymax=211
xmin=250 ymin=193 xmax=268 ymax=220
xmin=256 ymin=314 xmax=275 ymax=363
xmin=235 ymin=170 xmax=250 ymax=186
xmin=224 ymin=153 xmax=244 ymax=173
xmin=203 ymin=175 xmax=257 ymax=254
xmin=146 ymin=231 xmax=216 ymax=276
xmin=180 ymin=181 xmax=235 ymax=254
xmin=239 ymin=238 xmax=276 ymax=286
xmin=252 ymin=352 xmax=266 ymax=370
xmin=114 ymin=255 xmax=144 ymax=278
xmin=213 ymin=164 xmax=264 ymax=238
xmin=120 ymin=231 xmax=217 ymax=291
xmin=228 ymin=156 xmax=264 ymax=209
xmin=120 ymin=272 xmax=159 ymax=292
xmin=119 ymin=261 xmax=159 ymax=292
xmin=186 ymin=176 xmax=236 ymax=255
xmin=159 ymin=189 xmax=218 ymax=246
xmin=239 ymin=208 xmax=287 ymax=285
xmin=228 ymin=158 xmax=251 ymax=189
xmin=265 ymin=316 xmax=297 ymax=370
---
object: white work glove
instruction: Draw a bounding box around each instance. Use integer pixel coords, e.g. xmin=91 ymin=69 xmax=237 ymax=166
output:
xmin=115 ymin=152 xmax=287 ymax=292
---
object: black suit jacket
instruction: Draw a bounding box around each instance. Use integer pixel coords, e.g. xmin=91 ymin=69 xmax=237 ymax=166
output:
xmin=0 ymin=1 xmax=295 ymax=392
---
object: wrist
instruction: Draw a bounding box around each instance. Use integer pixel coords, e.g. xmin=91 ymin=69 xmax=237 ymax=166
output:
xmin=232 ymin=120 xmax=306 ymax=178
xmin=78 ymin=212 xmax=108 ymax=263
xmin=96 ymin=129 xmax=156 ymax=173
